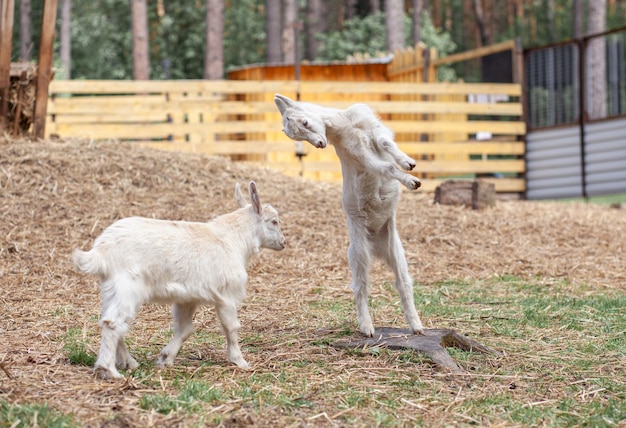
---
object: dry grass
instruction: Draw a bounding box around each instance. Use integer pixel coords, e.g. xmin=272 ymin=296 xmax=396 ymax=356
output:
xmin=0 ymin=137 xmax=624 ymax=427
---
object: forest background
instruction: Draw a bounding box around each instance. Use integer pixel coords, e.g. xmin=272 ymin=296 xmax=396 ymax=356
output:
xmin=10 ymin=0 xmax=626 ymax=82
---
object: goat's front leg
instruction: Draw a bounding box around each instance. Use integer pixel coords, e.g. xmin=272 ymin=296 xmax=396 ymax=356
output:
xmin=375 ymin=221 xmax=424 ymax=335
xmin=377 ymin=136 xmax=417 ymax=172
xmin=216 ymin=302 xmax=249 ymax=369
xmin=358 ymin=145 xmax=421 ymax=190
xmin=347 ymin=223 xmax=375 ymax=337
xmin=157 ymin=303 xmax=197 ymax=368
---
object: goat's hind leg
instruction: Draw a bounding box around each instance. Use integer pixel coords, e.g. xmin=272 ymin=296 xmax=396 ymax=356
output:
xmin=347 ymin=224 xmax=375 ymax=337
xmin=96 ymin=275 xmax=140 ymax=379
xmin=116 ymin=338 xmax=139 ymax=370
xmin=376 ymin=221 xmax=424 ymax=334
xmin=157 ymin=303 xmax=197 ymax=368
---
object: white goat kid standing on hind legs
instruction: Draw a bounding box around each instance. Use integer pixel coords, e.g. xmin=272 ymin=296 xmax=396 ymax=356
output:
xmin=274 ymin=94 xmax=424 ymax=337
xmin=72 ymin=181 xmax=285 ymax=379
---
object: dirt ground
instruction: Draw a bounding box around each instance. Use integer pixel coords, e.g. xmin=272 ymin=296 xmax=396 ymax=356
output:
xmin=0 ymin=137 xmax=624 ymax=427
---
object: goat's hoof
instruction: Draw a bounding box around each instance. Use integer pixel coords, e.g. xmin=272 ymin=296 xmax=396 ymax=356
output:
xmin=95 ymin=366 xmax=123 ymax=380
xmin=407 ymin=179 xmax=421 ymax=190
xmin=402 ymin=159 xmax=417 ymax=171
xmin=359 ymin=324 xmax=376 ymax=338
xmin=231 ymin=358 xmax=250 ymax=370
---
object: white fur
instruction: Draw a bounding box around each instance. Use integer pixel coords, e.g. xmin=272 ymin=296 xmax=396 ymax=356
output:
xmin=72 ymin=181 xmax=285 ymax=379
xmin=274 ymin=94 xmax=424 ymax=337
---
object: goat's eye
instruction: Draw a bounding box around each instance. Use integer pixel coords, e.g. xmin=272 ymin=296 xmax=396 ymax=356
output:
xmin=272 ymin=220 xmax=279 ymax=226
xmin=302 ymin=119 xmax=308 ymax=127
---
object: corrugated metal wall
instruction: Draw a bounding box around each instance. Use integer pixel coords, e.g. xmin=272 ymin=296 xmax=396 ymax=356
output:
xmin=585 ymin=118 xmax=626 ymax=196
xmin=526 ymin=118 xmax=626 ymax=199
xmin=526 ymin=126 xmax=583 ymax=199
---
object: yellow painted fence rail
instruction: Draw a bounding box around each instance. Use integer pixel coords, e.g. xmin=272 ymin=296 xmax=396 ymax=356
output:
xmin=46 ymin=80 xmax=526 ymax=194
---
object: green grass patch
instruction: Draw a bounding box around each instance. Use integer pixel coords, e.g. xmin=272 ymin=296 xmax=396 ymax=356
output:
xmin=62 ymin=327 xmax=96 ymax=367
xmin=0 ymin=401 xmax=78 ymax=428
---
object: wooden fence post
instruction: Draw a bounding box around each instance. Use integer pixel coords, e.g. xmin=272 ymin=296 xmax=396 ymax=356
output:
xmin=32 ymin=0 xmax=58 ymax=139
xmin=0 ymin=0 xmax=15 ymax=133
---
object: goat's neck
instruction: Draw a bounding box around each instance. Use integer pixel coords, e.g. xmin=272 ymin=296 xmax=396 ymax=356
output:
xmin=306 ymin=104 xmax=350 ymax=145
xmin=213 ymin=209 xmax=260 ymax=265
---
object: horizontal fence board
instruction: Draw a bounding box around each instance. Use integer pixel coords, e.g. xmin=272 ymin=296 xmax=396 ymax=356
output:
xmin=48 ymin=98 xmax=522 ymax=116
xmin=49 ymin=120 xmax=525 ymax=138
xmin=49 ymin=80 xmax=522 ymax=97
xmin=300 ymin=81 xmax=522 ymax=96
xmin=49 ymin=79 xmax=300 ymax=94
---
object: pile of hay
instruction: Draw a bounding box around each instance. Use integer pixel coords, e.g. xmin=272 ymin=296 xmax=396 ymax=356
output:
xmin=0 ymin=137 xmax=623 ymax=426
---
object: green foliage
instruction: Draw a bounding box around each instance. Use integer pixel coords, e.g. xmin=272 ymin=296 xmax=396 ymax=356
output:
xmin=70 ymin=0 xmax=133 ymax=79
xmin=0 ymin=401 xmax=78 ymax=428
xmin=315 ymin=11 xmax=456 ymax=81
xmin=315 ymin=11 xmax=456 ymax=59
xmin=224 ymin=0 xmax=267 ymax=73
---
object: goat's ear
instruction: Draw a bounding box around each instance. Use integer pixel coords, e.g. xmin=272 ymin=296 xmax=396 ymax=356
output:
xmin=248 ymin=181 xmax=262 ymax=215
xmin=235 ymin=183 xmax=247 ymax=208
xmin=274 ymin=94 xmax=295 ymax=115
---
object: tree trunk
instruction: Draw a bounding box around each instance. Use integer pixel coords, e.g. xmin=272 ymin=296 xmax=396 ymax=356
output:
xmin=204 ymin=0 xmax=224 ymax=80
xmin=471 ymin=0 xmax=490 ymax=46
xmin=370 ymin=0 xmax=380 ymax=13
xmin=385 ymin=0 xmax=404 ymax=53
xmin=412 ymin=0 xmax=424 ymax=45
xmin=572 ymin=0 xmax=583 ymax=39
xmin=304 ymin=0 xmax=324 ymax=61
xmin=130 ymin=0 xmax=150 ymax=80
xmin=19 ymin=0 xmax=31 ymax=60
xmin=345 ymin=0 xmax=357 ymax=20
xmin=265 ymin=0 xmax=282 ymax=63
xmin=281 ymin=0 xmax=297 ymax=64
xmin=60 ymin=0 xmax=71 ymax=79
xmin=586 ymin=0 xmax=607 ymax=120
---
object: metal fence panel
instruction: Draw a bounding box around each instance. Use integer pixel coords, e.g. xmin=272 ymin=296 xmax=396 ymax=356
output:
xmin=584 ymin=118 xmax=626 ymax=196
xmin=526 ymin=125 xmax=583 ymax=199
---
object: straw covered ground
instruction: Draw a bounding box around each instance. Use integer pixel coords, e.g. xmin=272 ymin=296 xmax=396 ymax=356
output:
xmin=0 ymin=137 xmax=624 ymax=427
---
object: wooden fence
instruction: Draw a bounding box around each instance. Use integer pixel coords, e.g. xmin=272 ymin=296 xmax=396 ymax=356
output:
xmin=46 ymin=79 xmax=525 ymax=193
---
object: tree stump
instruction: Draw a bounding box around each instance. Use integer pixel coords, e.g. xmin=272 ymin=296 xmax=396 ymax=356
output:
xmin=333 ymin=328 xmax=502 ymax=374
xmin=434 ymin=180 xmax=496 ymax=210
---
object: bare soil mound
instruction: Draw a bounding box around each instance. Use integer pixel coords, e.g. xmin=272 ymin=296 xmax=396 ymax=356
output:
xmin=1 ymin=137 xmax=623 ymax=426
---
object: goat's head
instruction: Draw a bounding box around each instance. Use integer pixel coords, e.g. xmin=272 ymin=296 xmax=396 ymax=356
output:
xmin=235 ymin=181 xmax=286 ymax=251
xmin=274 ymin=94 xmax=328 ymax=149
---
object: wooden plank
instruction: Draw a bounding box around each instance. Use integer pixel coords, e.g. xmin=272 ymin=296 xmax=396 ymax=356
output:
xmin=48 ymin=79 xmax=300 ymax=95
xmin=414 ymin=159 xmax=525 ymax=173
xmin=47 ymin=97 xmax=522 ymax=117
xmin=262 ymin=159 xmax=525 ymax=174
xmin=33 ymin=0 xmax=58 ymax=138
xmin=50 ymin=119 xmax=524 ymax=139
xmin=301 ymin=81 xmax=522 ymax=96
xmin=389 ymin=120 xmax=526 ymax=135
xmin=48 ymin=79 xmax=522 ymax=97
xmin=397 ymin=141 xmax=525 ymax=155
xmin=52 ymin=121 xmax=284 ymax=139
xmin=432 ymin=40 xmax=516 ymax=66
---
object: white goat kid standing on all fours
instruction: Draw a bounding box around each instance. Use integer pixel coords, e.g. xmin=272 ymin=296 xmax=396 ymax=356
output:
xmin=72 ymin=181 xmax=285 ymax=379
xmin=274 ymin=94 xmax=424 ymax=337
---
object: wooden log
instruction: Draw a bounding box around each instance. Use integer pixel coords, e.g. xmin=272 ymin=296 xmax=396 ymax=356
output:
xmin=334 ymin=327 xmax=501 ymax=374
xmin=33 ymin=0 xmax=58 ymax=138
xmin=434 ymin=179 xmax=496 ymax=210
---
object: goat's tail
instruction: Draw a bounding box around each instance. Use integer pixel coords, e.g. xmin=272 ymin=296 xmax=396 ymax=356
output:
xmin=72 ymin=248 xmax=105 ymax=276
